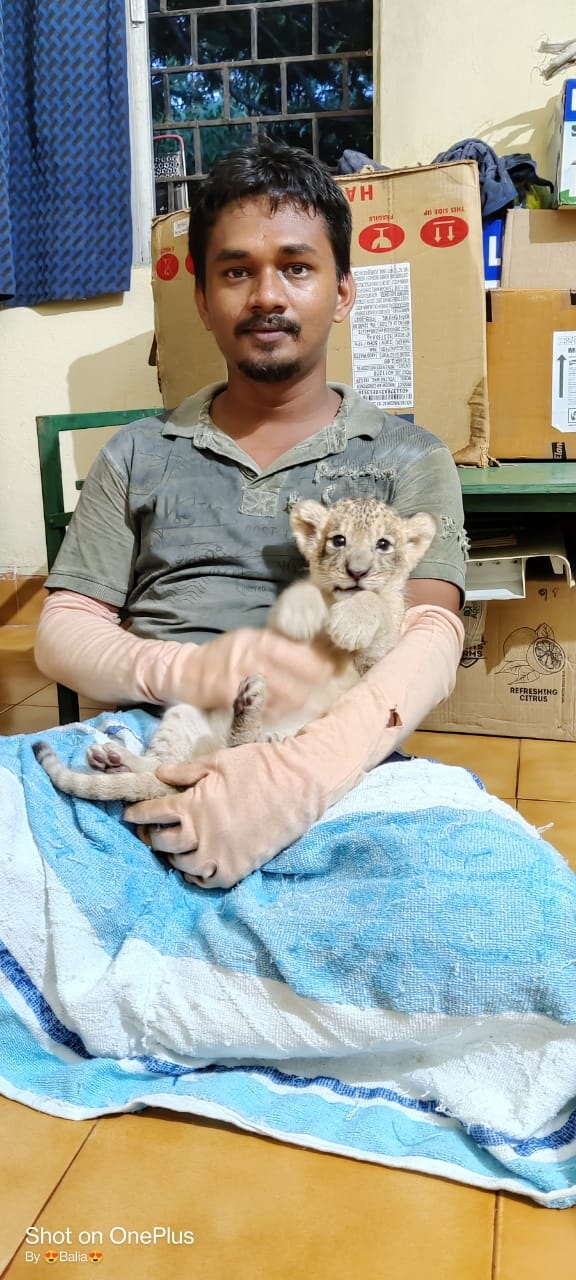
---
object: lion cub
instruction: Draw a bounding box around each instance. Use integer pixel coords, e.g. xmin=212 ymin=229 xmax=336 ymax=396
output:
xmin=33 ymin=498 xmax=435 ymax=804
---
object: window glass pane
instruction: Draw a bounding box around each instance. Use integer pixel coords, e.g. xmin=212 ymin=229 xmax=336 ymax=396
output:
xmin=318 ymin=1 xmax=372 ymax=53
xmin=149 ymin=15 xmax=192 ymax=68
xmin=259 ymin=119 xmax=314 ymax=151
xmin=169 ymin=70 xmax=224 ymax=122
xmin=198 ymin=12 xmax=252 ymax=64
xmin=166 ymin=0 xmax=214 ymax=9
xmin=149 ymin=1 xmax=373 ymax=211
xmin=318 ymin=114 xmax=373 ymax=167
xmin=155 ymin=183 xmax=170 ymax=216
xmin=258 ymin=6 xmax=312 ymax=59
xmin=348 ymin=58 xmax=373 ymax=108
xmin=230 ymin=66 xmax=281 ymax=119
xmin=200 ymin=122 xmax=254 ymax=172
xmin=287 ymin=60 xmax=342 ymax=113
xmin=151 ymin=74 xmax=166 ymax=124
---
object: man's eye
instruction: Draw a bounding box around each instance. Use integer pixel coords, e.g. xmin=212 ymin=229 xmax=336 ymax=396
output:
xmin=226 ymin=268 xmax=249 ymax=279
xmin=331 ymin=534 xmax=346 ymax=547
xmin=376 ymin=538 xmax=392 ymax=552
xmin=286 ymin=264 xmax=308 ymax=276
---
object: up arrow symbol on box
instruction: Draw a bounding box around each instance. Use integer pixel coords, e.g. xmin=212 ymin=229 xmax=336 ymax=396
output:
xmin=558 ymin=353 xmax=566 ymax=397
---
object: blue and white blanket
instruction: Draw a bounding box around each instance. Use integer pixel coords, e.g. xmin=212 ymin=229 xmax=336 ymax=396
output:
xmin=1 ymin=712 xmax=575 ymax=1208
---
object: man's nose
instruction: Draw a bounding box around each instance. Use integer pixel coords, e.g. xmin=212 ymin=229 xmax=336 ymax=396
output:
xmin=249 ymin=268 xmax=287 ymax=309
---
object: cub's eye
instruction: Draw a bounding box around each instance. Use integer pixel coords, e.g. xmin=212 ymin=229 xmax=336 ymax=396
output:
xmin=376 ymin=538 xmax=392 ymax=552
xmin=330 ymin=534 xmax=346 ymax=548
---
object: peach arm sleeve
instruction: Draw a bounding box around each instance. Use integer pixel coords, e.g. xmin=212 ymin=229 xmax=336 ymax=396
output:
xmin=34 ymin=590 xmax=340 ymax=716
xmin=34 ymin=591 xmax=204 ymax=706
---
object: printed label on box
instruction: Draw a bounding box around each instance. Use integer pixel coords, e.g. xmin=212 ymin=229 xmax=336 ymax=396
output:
xmin=551 ymin=331 xmax=576 ymax=431
xmin=350 ymin=263 xmax=414 ymax=409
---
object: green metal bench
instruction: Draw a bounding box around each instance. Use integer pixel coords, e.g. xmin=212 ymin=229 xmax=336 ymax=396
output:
xmin=458 ymin=461 xmax=576 ymax=513
xmin=36 ymin=409 xmax=164 ymax=724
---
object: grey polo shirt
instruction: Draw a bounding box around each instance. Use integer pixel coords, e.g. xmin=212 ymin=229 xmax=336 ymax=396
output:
xmin=46 ymin=383 xmax=467 ymax=642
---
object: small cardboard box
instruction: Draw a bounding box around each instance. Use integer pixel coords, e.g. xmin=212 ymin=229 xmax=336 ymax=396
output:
xmin=501 ymin=209 xmax=576 ymax=289
xmin=487 ymin=289 xmax=576 ymax=460
xmin=151 ymin=161 xmax=490 ymax=464
xmin=423 ymin=575 xmax=576 ymax=740
xmin=549 ymin=78 xmax=576 ymax=209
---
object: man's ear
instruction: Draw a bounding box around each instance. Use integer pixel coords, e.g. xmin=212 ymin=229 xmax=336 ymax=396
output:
xmin=333 ymin=271 xmax=356 ymax=325
xmin=195 ymin=284 xmax=212 ymax=332
xmin=403 ymin=513 xmax=437 ymax=571
xmin=289 ymin=500 xmax=330 ymax=558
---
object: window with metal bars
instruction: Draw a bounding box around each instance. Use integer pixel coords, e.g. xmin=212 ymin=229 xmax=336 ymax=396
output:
xmin=148 ymin=0 xmax=373 ymax=214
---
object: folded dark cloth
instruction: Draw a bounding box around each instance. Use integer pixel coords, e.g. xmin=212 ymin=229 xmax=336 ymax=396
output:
xmin=500 ymin=152 xmax=554 ymax=207
xmin=432 ymin=138 xmax=517 ymax=218
xmin=338 ymin=141 xmax=554 ymax=215
xmin=336 ymin=149 xmax=389 ymax=174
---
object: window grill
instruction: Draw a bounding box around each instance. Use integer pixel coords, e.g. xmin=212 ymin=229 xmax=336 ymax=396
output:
xmin=148 ymin=0 xmax=373 ymax=213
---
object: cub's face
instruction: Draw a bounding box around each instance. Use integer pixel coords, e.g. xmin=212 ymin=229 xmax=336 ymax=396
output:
xmin=289 ymin=498 xmax=436 ymax=600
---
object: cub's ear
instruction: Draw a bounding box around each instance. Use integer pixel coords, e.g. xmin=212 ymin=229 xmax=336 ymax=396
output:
xmin=289 ymin=500 xmax=330 ymax=557
xmin=403 ymin=512 xmax=436 ymax=570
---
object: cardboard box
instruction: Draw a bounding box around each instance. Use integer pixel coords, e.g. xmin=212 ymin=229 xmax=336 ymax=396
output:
xmin=549 ymin=78 xmax=576 ymax=209
xmin=151 ymin=161 xmax=490 ymax=464
xmin=487 ymin=289 xmax=576 ymax=459
xmin=423 ymin=575 xmax=576 ymax=740
xmin=501 ymin=209 xmax=576 ymax=288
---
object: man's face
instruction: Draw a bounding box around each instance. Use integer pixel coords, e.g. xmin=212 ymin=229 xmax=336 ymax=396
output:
xmin=195 ymin=196 xmax=355 ymax=383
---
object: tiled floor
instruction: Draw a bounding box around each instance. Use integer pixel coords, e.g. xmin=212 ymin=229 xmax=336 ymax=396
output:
xmin=1 ymin=624 xmax=575 ymax=1277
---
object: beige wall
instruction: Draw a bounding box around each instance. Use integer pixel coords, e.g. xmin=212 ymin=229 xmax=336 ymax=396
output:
xmin=0 ymin=268 xmax=162 ymax=575
xmin=2 ymin=2 xmax=574 ymax=574
xmin=374 ymin=0 xmax=573 ymax=172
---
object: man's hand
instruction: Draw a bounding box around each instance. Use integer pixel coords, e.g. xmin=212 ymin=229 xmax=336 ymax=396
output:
xmin=124 ymin=738 xmax=325 ymax=889
xmin=188 ymin=627 xmax=337 ymax=716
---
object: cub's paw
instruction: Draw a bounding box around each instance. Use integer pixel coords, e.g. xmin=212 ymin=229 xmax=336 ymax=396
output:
xmin=327 ymin=596 xmax=381 ymax=652
xmin=269 ymin=582 xmax=328 ymax=641
xmin=233 ymin=674 xmax=266 ymax=718
xmin=86 ymin=742 xmax=131 ymax=773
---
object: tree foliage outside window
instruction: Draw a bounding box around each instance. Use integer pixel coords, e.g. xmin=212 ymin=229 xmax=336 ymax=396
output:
xmin=148 ymin=0 xmax=373 ymax=213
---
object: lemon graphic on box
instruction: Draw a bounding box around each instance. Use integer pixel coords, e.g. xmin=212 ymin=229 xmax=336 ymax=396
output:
xmin=496 ymin=622 xmax=565 ymax=685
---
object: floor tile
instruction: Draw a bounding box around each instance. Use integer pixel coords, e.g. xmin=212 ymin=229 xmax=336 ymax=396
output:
xmin=517 ymin=801 xmax=576 ymax=873
xmin=0 ymin=1097 xmax=95 ymax=1274
xmin=0 ymin=668 xmax=53 ymax=713
xmin=18 ymin=684 xmax=110 ymax=712
xmin=6 ymin=1112 xmax=496 ymax=1279
xmin=0 ymin=625 xmax=36 ymax=654
xmin=0 ymin=705 xmax=104 ymax=736
xmin=15 ymin=577 xmax=47 ymax=625
xmin=0 ymin=578 xmax=19 ymax=627
xmin=518 ymin=740 xmax=576 ymax=803
xmin=405 ymin=731 xmax=520 ymax=800
xmin=494 ymin=1193 xmax=576 ymax=1279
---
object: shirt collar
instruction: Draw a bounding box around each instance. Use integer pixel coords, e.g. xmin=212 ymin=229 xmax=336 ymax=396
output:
xmin=162 ymin=383 xmax=385 ymax=454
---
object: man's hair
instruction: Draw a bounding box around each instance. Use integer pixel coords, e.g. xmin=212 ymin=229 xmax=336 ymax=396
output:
xmin=188 ymin=137 xmax=352 ymax=291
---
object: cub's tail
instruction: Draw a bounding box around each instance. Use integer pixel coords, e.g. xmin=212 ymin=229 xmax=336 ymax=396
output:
xmin=32 ymin=741 xmax=175 ymax=802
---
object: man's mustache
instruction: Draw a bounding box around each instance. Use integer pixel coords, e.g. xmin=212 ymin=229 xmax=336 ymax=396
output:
xmin=235 ymin=316 xmax=301 ymax=337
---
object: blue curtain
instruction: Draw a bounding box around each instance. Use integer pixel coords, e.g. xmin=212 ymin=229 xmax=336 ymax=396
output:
xmin=0 ymin=0 xmax=132 ymax=307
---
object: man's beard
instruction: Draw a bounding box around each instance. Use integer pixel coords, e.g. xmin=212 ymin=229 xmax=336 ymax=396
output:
xmin=237 ymin=357 xmax=301 ymax=383
xmin=235 ymin=316 xmax=302 ymax=382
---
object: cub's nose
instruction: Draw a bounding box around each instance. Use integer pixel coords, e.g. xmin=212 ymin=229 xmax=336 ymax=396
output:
xmin=346 ymin=564 xmax=370 ymax=582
